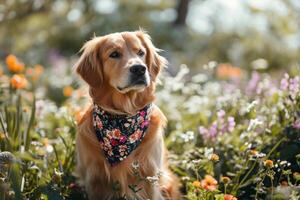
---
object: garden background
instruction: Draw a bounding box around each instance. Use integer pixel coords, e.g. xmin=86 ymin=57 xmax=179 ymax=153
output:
xmin=0 ymin=0 xmax=300 ymax=199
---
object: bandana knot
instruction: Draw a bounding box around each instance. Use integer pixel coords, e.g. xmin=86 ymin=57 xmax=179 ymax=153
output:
xmin=93 ymin=104 xmax=152 ymax=166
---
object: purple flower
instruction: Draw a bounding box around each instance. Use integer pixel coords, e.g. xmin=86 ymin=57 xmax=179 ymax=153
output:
xmin=246 ymin=71 xmax=261 ymax=95
xmin=209 ymin=122 xmax=218 ymax=138
xmin=289 ymin=76 xmax=299 ymax=93
xmin=217 ymin=110 xmax=226 ymax=119
xmin=280 ymin=74 xmax=289 ymax=90
xmin=227 ymin=117 xmax=236 ymax=132
xmin=294 ymin=123 xmax=300 ymax=130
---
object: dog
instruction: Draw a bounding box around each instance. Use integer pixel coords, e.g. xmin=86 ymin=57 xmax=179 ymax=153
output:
xmin=74 ymin=30 xmax=181 ymax=200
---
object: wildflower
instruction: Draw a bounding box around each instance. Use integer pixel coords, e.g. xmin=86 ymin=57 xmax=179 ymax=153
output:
xmin=68 ymin=182 xmax=81 ymax=191
xmin=200 ymin=175 xmax=218 ymax=191
xmin=209 ymin=153 xmax=219 ymax=162
xmin=289 ymin=76 xmax=299 ymax=94
xmin=221 ymin=176 xmax=231 ymax=184
xmin=280 ymin=73 xmax=289 ymax=90
xmin=293 ymin=172 xmax=300 ymax=181
xmin=264 ymin=160 xmax=274 ymax=168
xmin=0 ymin=132 xmax=5 ymax=140
xmin=216 ymin=63 xmax=242 ymax=79
xmin=192 ymin=180 xmax=201 ymax=188
xmin=250 ymin=150 xmax=258 ymax=156
xmin=217 ymin=110 xmax=226 ymax=119
xmin=294 ymin=123 xmax=300 ymax=130
xmin=34 ymin=64 xmax=44 ymax=76
xmin=224 ymin=194 xmax=237 ymax=200
xmin=6 ymin=54 xmax=25 ymax=73
xmin=63 ymin=86 xmax=73 ymax=97
xmin=247 ymin=118 xmax=263 ymax=131
xmin=10 ymin=74 xmax=28 ymax=89
xmin=246 ymin=71 xmax=261 ymax=95
xmin=181 ymin=131 xmax=194 ymax=142
xmin=246 ymin=100 xmax=258 ymax=113
xmin=227 ymin=117 xmax=235 ymax=132
xmin=251 ymin=58 xmax=268 ymax=70
xmin=41 ymin=138 xmax=53 ymax=153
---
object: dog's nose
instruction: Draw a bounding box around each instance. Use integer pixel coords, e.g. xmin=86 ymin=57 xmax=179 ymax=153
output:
xmin=130 ymin=65 xmax=146 ymax=76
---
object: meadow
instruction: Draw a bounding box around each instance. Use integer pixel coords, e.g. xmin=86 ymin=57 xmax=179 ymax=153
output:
xmin=0 ymin=54 xmax=299 ymax=200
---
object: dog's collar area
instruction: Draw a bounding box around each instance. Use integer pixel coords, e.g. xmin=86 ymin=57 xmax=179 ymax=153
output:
xmin=92 ymin=104 xmax=152 ymax=166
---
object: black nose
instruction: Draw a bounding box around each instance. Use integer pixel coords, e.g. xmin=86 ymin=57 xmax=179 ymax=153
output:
xmin=130 ymin=65 xmax=146 ymax=76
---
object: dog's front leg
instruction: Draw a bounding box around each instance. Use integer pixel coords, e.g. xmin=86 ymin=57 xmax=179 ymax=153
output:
xmin=85 ymin=168 xmax=114 ymax=200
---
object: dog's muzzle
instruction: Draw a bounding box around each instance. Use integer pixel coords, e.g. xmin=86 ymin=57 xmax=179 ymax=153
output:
xmin=129 ymin=64 xmax=148 ymax=86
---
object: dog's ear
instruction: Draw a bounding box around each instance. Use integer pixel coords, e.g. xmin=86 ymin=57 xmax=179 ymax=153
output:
xmin=74 ymin=37 xmax=104 ymax=88
xmin=136 ymin=30 xmax=167 ymax=82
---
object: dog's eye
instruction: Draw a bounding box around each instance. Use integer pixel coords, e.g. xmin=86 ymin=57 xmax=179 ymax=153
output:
xmin=109 ymin=51 xmax=121 ymax=59
xmin=137 ymin=49 xmax=145 ymax=57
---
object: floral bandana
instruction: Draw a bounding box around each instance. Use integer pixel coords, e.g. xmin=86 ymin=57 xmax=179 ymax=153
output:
xmin=92 ymin=104 xmax=152 ymax=166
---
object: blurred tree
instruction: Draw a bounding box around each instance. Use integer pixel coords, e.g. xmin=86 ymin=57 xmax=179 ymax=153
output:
xmin=0 ymin=0 xmax=299 ymax=72
xmin=174 ymin=0 xmax=190 ymax=26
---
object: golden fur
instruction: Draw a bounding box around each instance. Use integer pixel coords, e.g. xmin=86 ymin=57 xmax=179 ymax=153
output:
xmin=74 ymin=30 xmax=181 ymax=200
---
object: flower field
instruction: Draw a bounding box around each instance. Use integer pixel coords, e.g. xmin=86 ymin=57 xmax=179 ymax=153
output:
xmin=0 ymin=55 xmax=299 ymax=200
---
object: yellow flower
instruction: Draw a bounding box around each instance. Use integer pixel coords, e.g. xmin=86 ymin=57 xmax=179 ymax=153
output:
xmin=0 ymin=132 xmax=6 ymax=140
xmin=221 ymin=176 xmax=231 ymax=184
xmin=6 ymin=54 xmax=25 ymax=73
xmin=264 ymin=160 xmax=274 ymax=168
xmin=63 ymin=86 xmax=73 ymax=97
xmin=192 ymin=180 xmax=201 ymax=188
xmin=293 ymin=172 xmax=300 ymax=181
xmin=210 ymin=153 xmax=219 ymax=162
xmin=42 ymin=138 xmax=49 ymax=146
xmin=10 ymin=74 xmax=28 ymax=89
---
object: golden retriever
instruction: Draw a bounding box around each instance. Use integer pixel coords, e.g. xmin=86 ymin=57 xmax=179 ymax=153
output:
xmin=74 ymin=30 xmax=181 ymax=200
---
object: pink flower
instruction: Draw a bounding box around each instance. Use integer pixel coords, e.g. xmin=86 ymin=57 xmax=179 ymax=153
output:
xmin=141 ymin=120 xmax=149 ymax=128
xmin=119 ymin=136 xmax=127 ymax=143
xmin=140 ymin=111 xmax=146 ymax=117
xmin=294 ymin=123 xmax=300 ymax=130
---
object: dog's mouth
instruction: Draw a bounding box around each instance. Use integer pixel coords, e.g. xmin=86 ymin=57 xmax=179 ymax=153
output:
xmin=117 ymin=77 xmax=149 ymax=92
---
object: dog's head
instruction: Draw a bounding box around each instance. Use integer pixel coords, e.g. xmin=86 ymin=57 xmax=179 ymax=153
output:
xmin=75 ymin=30 xmax=167 ymax=94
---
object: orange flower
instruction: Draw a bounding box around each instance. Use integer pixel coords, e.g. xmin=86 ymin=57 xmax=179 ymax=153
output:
xmin=200 ymin=175 xmax=218 ymax=191
xmin=10 ymin=74 xmax=28 ymax=89
xmin=264 ymin=160 xmax=274 ymax=168
xmin=26 ymin=65 xmax=44 ymax=81
xmin=63 ymin=86 xmax=73 ymax=97
xmin=217 ymin=63 xmax=242 ymax=79
xmin=210 ymin=153 xmax=219 ymax=162
xmin=0 ymin=68 xmax=3 ymax=77
xmin=224 ymin=194 xmax=237 ymax=200
xmin=192 ymin=180 xmax=201 ymax=188
xmin=6 ymin=54 xmax=25 ymax=73
xmin=250 ymin=150 xmax=258 ymax=156
xmin=34 ymin=64 xmax=44 ymax=76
